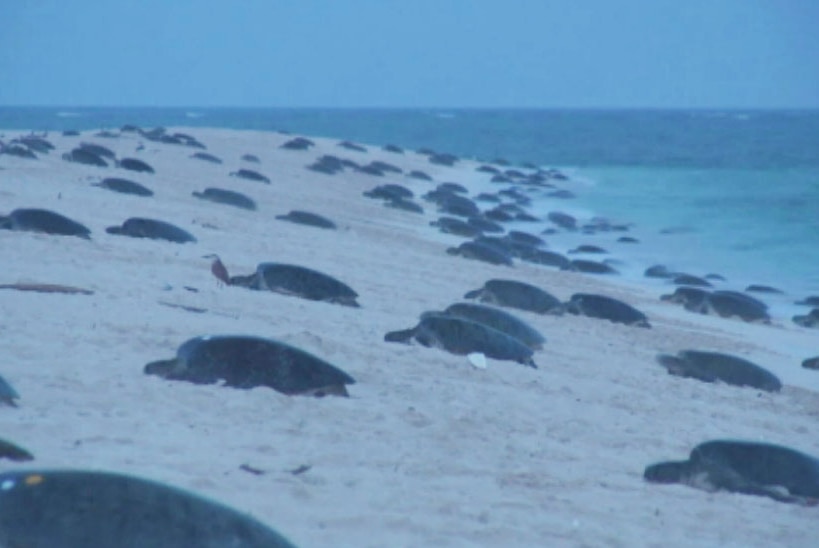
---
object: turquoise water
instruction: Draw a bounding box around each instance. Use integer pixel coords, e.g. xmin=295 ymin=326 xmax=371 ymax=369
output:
xmin=2 ymin=107 xmax=817 ymax=296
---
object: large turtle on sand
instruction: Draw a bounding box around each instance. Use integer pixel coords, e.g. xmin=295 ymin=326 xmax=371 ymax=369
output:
xmin=145 ymin=335 xmax=355 ymax=397
xmin=464 ymin=279 xmax=562 ymax=315
xmin=0 ymin=208 xmax=91 ymax=239
xmin=656 ymin=350 xmax=781 ymax=392
xmin=206 ymin=256 xmax=360 ymax=307
xmin=106 ymin=218 xmax=196 ymax=243
xmin=564 ymin=293 xmax=650 ymax=327
xmin=644 ymin=440 xmax=819 ymax=505
xmin=0 ymin=469 xmax=296 ymax=546
xmin=384 ymin=313 xmax=537 ymax=367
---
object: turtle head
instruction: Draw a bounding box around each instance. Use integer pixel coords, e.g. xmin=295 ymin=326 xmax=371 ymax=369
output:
xmin=644 ymin=460 xmax=691 ymax=484
xmin=144 ymin=358 xmax=186 ymax=379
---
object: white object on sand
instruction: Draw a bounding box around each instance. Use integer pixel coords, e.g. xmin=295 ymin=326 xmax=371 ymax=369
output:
xmin=467 ymin=352 xmax=487 ymax=369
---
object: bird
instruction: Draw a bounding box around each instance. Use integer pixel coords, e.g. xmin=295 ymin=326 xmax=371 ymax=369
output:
xmin=203 ymin=254 xmax=230 ymax=286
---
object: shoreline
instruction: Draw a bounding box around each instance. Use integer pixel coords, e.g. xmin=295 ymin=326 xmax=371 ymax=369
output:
xmin=1 ymin=126 xmax=817 ymax=546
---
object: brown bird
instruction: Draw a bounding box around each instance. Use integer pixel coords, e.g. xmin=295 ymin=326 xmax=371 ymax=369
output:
xmin=203 ymin=254 xmax=230 ymax=286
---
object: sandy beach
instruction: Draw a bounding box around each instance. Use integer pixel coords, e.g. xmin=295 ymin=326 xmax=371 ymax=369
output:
xmin=1 ymin=127 xmax=817 ymax=546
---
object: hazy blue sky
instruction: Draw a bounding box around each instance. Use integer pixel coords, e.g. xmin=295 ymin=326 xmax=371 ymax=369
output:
xmin=1 ymin=1 xmax=817 ymax=108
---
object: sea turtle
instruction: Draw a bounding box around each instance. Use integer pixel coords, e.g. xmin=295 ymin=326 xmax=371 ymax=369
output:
xmin=644 ymin=440 xmax=819 ymax=505
xmin=190 ymin=152 xmax=223 ymax=164
xmin=0 ymin=373 xmax=20 ymax=406
xmin=564 ymin=259 xmax=619 ymax=275
xmin=145 ymin=335 xmax=355 ymax=397
xmin=275 ymin=210 xmax=336 ymax=230
xmin=564 ymin=293 xmax=650 ymax=327
xmin=0 ymin=438 xmax=32 ymax=461
xmin=229 ymin=168 xmax=270 ymax=183
xmin=0 ymin=208 xmax=91 ymax=239
xmin=0 ymin=469 xmax=296 ymax=547
xmin=656 ymin=350 xmax=782 ymax=392
xmin=440 ymin=302 xmax=546 ymax=350
xmin=206 ymin=258 xmax=360 ymax=307
xmin=192 ymin=187 xmax=257 ymax=210
xmin=92 ymin=177 xmax=154 ymax=197
xmin=62 ymin=147 xmax=108 ymax=167
xmin=793 ymin=308 xmax=819 ymax=329
xmin=106 ymin=218 xmax=196 ymax=243
xmin=118 ymin=157 xmax=155 ymax=173
xmin=446 ymin=241 xmax=513 ymax=266
xmin=384 ymin=313 xmax=537 ymax=367
xmin=464 ymin=279 xmax=562 ymax=314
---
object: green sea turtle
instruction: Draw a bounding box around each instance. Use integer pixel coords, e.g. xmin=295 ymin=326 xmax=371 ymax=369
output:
xmin=0 ymin=438 xmax=32 ymax=461
xmin=206 ymin=258 xmax=360 ymax=307
xmin=92 ymin=177 xmax=154 ymax=197
xmin=118 ymin=157 xmax=155 ymax=173
xmin=145 ymin=335 xmax=355 ymax=397
xmin=644 ymin=440 xmax=819 ymax=505
xmin=192 ymin=188 xmax=257 ymax=210
xmin=0 ymin=469 xmax=296 ymax=547
xmin=440 ymin=302 xmax=546 ymax=350
xmin=793 ymin=308 xmax=819 ymax=329
xmin=0 ymin=373 xmax=20 ymax=406
xmin=564 ymin=293 xmax=650 ymax=327
xmin=275 ymin=210 xmax=336 ymax=229
xmin=656 ymin=350 xmax=781 ymax=391
xmin=106 ymin=218 xmax=196 ymax=243
xmin=230 ymin=168 xmax=270 ymax=183
xmin=385 ymin=313 xmax=537 ymax=367
xmin=0 ymin=208 xmax=91 ymax=239
xmin=447 ymin=241 xmax=513 ymax=266
xmin=464 ymin=279 xmax=562 ymax=314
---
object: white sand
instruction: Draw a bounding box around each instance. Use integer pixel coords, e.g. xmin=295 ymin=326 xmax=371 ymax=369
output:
xmin=1 ymin=128 xmax=817 ymax=547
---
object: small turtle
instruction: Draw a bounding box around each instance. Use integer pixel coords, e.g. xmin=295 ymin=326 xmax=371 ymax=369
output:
xmin=802 ymin=356 xmax=819 ymax=370
xmin=92 ymin=177 xmax=154 ymax=197
xmin=79 ymin=142 xmax=116 ymax=159
xmin=0 ymin=208 xmax=91 ymax=239
xmin=280 ymin=137 xmax=315 ymax=150
xmin=275 ymin=210 xmax=336 ymax=230
xmin=0 ymin=438 xmax=33 ymax=461
xmin=745 ymin=284 xmax=783 ymax=294
xmin=656 ymin=350 xmax=781 ymax=392
xmin=362 ymin=184 xmax=413 ymax=201
xmin=518 ymin=248 xmax=571 ymax=269
xmin=441 ymin=302 xmax=546 ymax=350
xmin=0 ymin=373 xmax=20 ymax=406
xmin=564 ymin=293 xmax=650 ymax=327
xmin=192 ymin=187 xmax=257 ymax=210
xmin=0 ymin=469 xmax=297 ymax=547
xmin=705 ymin=291 xmax=770 ymax=323
xmin=145 ymin=335 xmax=355 ymax=397
xmin=644 ymin=440 xmax=819 ymax=505
xmin=464 ymin=279 xmax=562 ymax=314
xmin=106 ymin=218 xmax=196 ymax=243
xmin=62 ymin=147 xmax=108 ymax=167
xmin=671 ymin=273 xmax=712 ymax=287
xmin=564 ymin=259 xmax=619 ymax=275
xmin=430 ymin=216 xmax=482 ymax=238
xmin=207 ymin=258 xmax=360 ymax=307
xmin=190 ymin=152 xmax=223 ymax=164
xmin=384 ymin=197 xmax=424 ymax=214
xmin=660 ymin=286 xmax=710 ymax=310
xmin=447 ymin=241 xmax=513 ymax=266
xmin=793 ymin=308 xmax=819 ymax=329
xmin=384 ymin=313 xmax=536 ymax=367
xmin=229 ymin=168 xmax=270 ymax=183
xmin=118 ymin=157 xmax=155 ymax=173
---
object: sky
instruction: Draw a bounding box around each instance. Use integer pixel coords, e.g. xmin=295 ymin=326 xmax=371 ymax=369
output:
xmin=1 ymin=0 xmax=817 ymax=108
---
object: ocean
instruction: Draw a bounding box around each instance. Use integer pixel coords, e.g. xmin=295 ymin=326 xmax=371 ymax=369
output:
xmin=2 ymin=107 xmax=818 ymax=312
